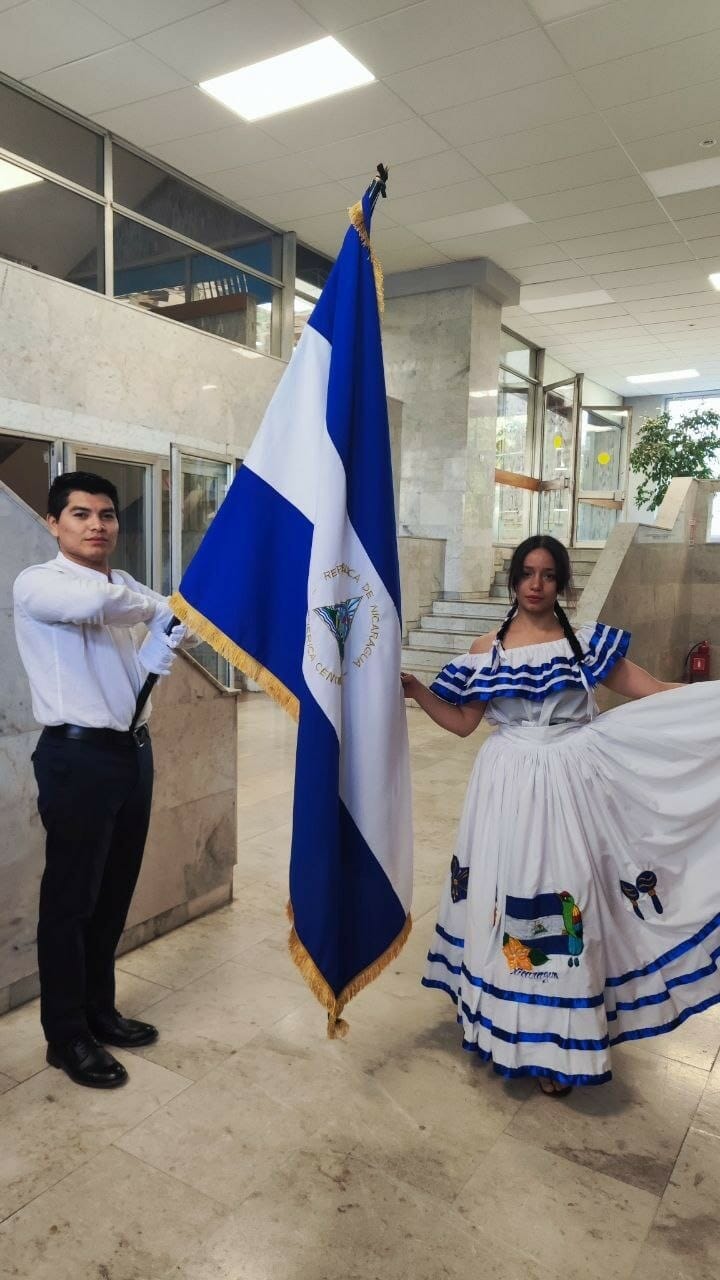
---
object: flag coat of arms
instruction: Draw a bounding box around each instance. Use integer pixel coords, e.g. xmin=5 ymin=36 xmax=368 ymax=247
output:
xmin=171 ymin=177 xmax=413 ymax=1033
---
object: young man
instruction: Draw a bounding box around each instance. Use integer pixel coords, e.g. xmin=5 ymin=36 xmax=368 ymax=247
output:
xmin=13 ymin=471 xmax=185 ymax=1089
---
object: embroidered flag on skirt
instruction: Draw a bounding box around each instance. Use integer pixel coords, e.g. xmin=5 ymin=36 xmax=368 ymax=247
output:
xmin=171 ymin=179 xmax=413 ymax=1035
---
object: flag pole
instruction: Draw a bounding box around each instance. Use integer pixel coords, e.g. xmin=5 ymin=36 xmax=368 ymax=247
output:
xmin=129 ymin=616 xmax=179 ymax=734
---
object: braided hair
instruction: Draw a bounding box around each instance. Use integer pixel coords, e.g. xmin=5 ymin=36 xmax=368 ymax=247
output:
xmin=500 ymin=535 xmax=587 ymax=673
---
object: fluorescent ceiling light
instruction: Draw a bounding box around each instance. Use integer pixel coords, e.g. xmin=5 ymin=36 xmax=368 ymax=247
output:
xmin=521 ymin=290 xmax=613 ymax=313
xmin=0 ymin=158 xmax=43 ymax=193
xmin=200 ymin=38 xmax=375 ymax=122
xmin=626 ymin=369 xmax=699 ymax=384
xmin=644 ymin=155 xmax=720 ymax=197
xmin=709 ymin=273 xmax=720 ymax=290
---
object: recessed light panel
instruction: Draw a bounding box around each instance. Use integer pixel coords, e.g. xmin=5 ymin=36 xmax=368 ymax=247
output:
xmin=0 ymin=158 xmax=42 ymax=194
xmin=708 ymin=273 xmax=720 ymax=290
xmin=200 ymin=38 xmax=375 ymax=122
xmin=644 ymin=155 xmax=720 ymax=197
xmin=626 ymin=370 xmax=699 ymax=384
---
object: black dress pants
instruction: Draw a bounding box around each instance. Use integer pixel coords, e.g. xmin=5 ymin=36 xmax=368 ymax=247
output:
xmin=32 ymin=730 xmax=154 ymax=1043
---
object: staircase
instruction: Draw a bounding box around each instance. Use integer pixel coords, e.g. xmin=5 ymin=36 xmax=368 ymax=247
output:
xmin=401 ymin=547 xmax=600 ymax=681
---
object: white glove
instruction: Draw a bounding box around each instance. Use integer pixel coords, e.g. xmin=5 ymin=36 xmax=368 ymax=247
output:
xmin=138 ymin=622 xmax=186 ymax=676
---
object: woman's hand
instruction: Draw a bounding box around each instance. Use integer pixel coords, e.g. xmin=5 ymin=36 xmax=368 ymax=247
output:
xmin=401 ymin=671 xmax=422 ymax=700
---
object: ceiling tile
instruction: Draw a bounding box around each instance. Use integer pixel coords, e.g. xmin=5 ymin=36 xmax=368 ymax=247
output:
xmin=493 ymin=146 xmax=633 ymax=200
xmin=425 ymin=77 xmax=593 ymax=148
xmin=529 ymin=308 xmax=631 ymax=328
xmin=645 ymin=155 xmax=720 ymax=197
xmin=575 ymin=28 xmax=720 ymax=110
xmin=602 ymin=81 xmax=720 ymax=144
xmin=292 ymin=205 xmax=396 ymax=255
xmin=577 ymin=243 xmax=694 ymax=274
xmin=377 ymin=176 xmax=506 ymax=225
xmin=433 ymin=222 xmax=551 ymax=259
xmin=593 ymin=261 xmax=713 ymax=288
xmin=511 ymin=261 xmax=587 ymax=284
xmin=557 ymin=224 xmax=681 ymax=258
xmin=299 ymin=118 xmax=449 ymax=181
xmin=527 ymin=0 xmax=609 ymax=19
xmin=340 ymin=0 xmax=536 ymax=78
xmin=370 ymin=228 xmax=451 ymax=271
xmin=520 ymin=277 xmax=615 ymax=303
xmin=660 ymin=188 xmax=720 ymax=219
xmin=675 ymin=214 xmax=720 ymax=241
xmin=249 ymin=182 xmax=354 ymax=223
xmin=628 ymin=125 xmax=720 ymax=174
xmin=78 ymin=0 xmax=222 ymax=38
xmin=0 ymin=0 xmax=122 ymax=79
xmin=26 ymin=44 xmax=189 ymax=116
xmin=92 ymin=87 xmax=241 ymax=146
xmin=259 ymin=83 xmax=413 ymax=150
xmin=546 ymin=0 xmax=720 ymax=71
xmin=626 ymin=295 xmax=720 ymax=316
xmin=540 ymin=201 xmax=668 ymax=241
xmin=385 ymin=28 xmax=567 ymax=115
xmin=517 ymin=176 xmax=649 ymax=221
xmin=611 ymin=279 xmax=716 ymax=303
xmin=686 ymin=236 xmax=720 ymax=259
xmin=138 ymin=0 xmax=322 ymax=81
xmin=296 ymin=0 xmax=417 ymax=29
xmin=208 ymin=154 xmax=334 ymax=201
xmin=410 ymin=202 xmax=531 ymax=241
xmin=460 ymin=113 xmax=612 ymax=174
xmin=338 ymin=151 xmax=479 ymax=200
xmin=500 ymin=243 xmax=573 ymax=267
xmin=148 ymin=122 xmax=287 ymax=177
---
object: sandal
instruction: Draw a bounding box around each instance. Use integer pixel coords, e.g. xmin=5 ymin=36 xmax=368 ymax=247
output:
xmin=538 ymin=1078 xmax=573 ymax=1099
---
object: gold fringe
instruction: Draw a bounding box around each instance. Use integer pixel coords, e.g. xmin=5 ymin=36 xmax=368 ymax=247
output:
xmin=169 ymin=592 xmax=299 ymax=721
xmin=349 ymin=200 xmax=384 ymax=315
xmin=288 ymin=912 xmax=412 ymax=1037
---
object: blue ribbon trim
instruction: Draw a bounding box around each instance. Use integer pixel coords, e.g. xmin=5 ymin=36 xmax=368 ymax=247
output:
xmin=435 ymin=922 xmax=464 ymax=949
xmin=421 ymin=978 xmax=609 ymax=1051
xmin=461 ymin=1043 xmax=613 ymax=1087
xmin=609 ymin=989 xmax=720 ymax=1047
xmin=459 ymin=964 xmax=605 ymax=1008
xmin=605 ymin=914 xmax=720 ymax=987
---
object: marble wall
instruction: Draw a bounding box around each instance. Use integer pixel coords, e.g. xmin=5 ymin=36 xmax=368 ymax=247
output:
xmin=383 ymin=285 xmax=501 ymax=598
xmin=0 ymin=482 xmax=237 ymax=1013
xmin=399 ymin=535 xmax=446 ymax=640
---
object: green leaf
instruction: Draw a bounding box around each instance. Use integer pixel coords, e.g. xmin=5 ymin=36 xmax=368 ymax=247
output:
xmin=629 ymin=409 xmax=720 ymax=510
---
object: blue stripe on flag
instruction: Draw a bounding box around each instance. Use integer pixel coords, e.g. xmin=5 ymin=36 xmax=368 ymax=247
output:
xmin=506 ymin=893 xmax=563 ymax=919
xmin=179 ymin=466 xmax=312 ymax=700
xmin=309 ymin=225 xmax=401 ymax=619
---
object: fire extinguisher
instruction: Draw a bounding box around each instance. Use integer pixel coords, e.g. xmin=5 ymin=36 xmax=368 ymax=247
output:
xmin=684 ymin=640 xmax=711 ymax=682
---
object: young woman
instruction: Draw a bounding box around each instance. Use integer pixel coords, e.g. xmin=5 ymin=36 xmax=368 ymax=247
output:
xmin=401 ymin=534 xmax=720 ymax=1096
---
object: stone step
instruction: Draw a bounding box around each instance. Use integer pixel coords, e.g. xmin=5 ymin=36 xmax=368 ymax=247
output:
xmin=401 ymin=647 xmax=449 ymax=674
xmin=420 ymin=614 xmax=497 ymax=634
xmin=408 ymin=629 xmax=471 ymax=652
xmin=489 ymin=584 xmax=578 ymax=603
xmin=431 ymin=599 xmax=513 ymax=620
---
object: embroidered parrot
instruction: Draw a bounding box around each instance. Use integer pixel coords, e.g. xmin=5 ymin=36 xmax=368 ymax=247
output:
xmin=559 ymin=890 xmax=583 ymax=967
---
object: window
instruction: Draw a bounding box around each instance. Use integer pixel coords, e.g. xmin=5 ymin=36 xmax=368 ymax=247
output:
xmin=0 ymin=80 xmax=102 ymax=193
xmin=499 ymin=329 xmax=537 ymax=380
xmin=75 ymin=454 xmax=150 ymax=583
xmin=178 ymin=455 xmax=234 ymax=687
xmin=112 ymin=213 xmax=279 ymax=355
xmin=112 ymin=147 xmax=281 ymax=280
xmin=0 ymin=178 xmax=103 ymax=291
xmin=0 ymin=433 xmax=52 ymax=515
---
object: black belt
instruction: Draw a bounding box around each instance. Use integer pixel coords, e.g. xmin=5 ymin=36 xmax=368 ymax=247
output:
xmin=43 ymin=723 xmax=150 ymax=748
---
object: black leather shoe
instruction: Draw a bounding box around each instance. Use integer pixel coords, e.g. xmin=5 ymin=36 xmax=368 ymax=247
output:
xmin=46 ymin=1035 xmax=128 ymax=1088
xmin=88 ymin=1010 xmax=159 ymax=1048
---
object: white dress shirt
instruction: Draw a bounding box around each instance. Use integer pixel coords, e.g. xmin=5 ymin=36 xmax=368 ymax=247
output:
xmin=13 ymin=552 xmax=169 ymax=731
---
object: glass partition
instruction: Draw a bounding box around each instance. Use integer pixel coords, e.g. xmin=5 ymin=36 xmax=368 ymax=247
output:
xmin=539 ymin=381 xmax=576 ymax=543
xmin=75 ymin=453 xmax=150 ymax=583
xmin=575 ymin=407 xmax=629 ymax=545
xmin=179 ymin=454 xmax=233 ymax=686
xmin=0 ymin=175 xmax=102 ymax=290
xmin=0 ymin=80 xmax=102 ymax=192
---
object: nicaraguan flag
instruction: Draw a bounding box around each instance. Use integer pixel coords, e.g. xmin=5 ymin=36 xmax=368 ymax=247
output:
xmin=171 ymin=177 xmax=413 ymax=1034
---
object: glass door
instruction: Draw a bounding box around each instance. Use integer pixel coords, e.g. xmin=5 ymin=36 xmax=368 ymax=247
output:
xmin=74 ymin=451 xmax=152 ymax=583
xmin=574 ymin=407 xmax=630 ymax=546
xmin=493 ymin=367 xmax=537 ymax=544
xmin=539 ymin=379 xmax=577 ymax=545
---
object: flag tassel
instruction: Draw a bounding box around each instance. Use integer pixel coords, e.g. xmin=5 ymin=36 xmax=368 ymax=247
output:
xmin=170 ymin=592 xmax=299 ymax=719
xmin=287 ymin=903 xmax=412 ymax=1037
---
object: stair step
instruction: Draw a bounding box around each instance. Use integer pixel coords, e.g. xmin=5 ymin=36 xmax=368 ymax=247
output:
xmin=408 ymin=630 xmax=471 ymax=652
xmin=420 ymin=614 xmax=497 ymax=634
xmin=401 ymin=647 xmax=450 ymax=672
xmin=431 ymin=600 xmax=513 ymax=620
xmin=494 ymin=570 xmax=591 ymax=589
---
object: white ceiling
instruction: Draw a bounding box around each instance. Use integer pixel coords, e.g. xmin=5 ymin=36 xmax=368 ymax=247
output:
xmin=3 ymin=0 xmax=720 ymax=394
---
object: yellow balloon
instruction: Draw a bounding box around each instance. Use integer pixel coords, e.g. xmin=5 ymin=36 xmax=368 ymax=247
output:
xmin=553 ymin=433 xmax=564 ymax=449
xmin=597 ymin=451 xmax=612 ymax=465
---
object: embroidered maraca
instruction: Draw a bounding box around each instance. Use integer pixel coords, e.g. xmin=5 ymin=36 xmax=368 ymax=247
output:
xmin=636 ymin=870 xmax=663 ymax=914
xmin=620 ymin=879 xmax=644 ymax=919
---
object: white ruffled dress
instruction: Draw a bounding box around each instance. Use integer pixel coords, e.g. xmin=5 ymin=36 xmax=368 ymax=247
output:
xmin=423 ymin=622 xmax=720 ymax=1086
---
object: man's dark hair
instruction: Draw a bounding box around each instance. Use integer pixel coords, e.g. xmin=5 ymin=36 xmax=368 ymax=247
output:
xmin=47 ymin=472 xmax=120 ymax=521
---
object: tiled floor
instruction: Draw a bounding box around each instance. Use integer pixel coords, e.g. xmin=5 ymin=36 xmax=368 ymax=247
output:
xmin=1 ymin=697 xmax=720 ymax=1278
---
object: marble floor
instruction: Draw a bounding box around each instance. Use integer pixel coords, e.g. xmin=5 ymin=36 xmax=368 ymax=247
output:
xmin=1 ymin=698 xmax=720 ymax=1279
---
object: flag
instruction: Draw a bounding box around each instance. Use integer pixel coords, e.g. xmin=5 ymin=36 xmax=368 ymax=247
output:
xmin=171 ymin=175 xmax=413 ymax=1035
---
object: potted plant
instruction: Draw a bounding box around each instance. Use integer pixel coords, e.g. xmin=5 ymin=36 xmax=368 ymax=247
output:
xmin=629 ymin=407 xmax=720 ymax=511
